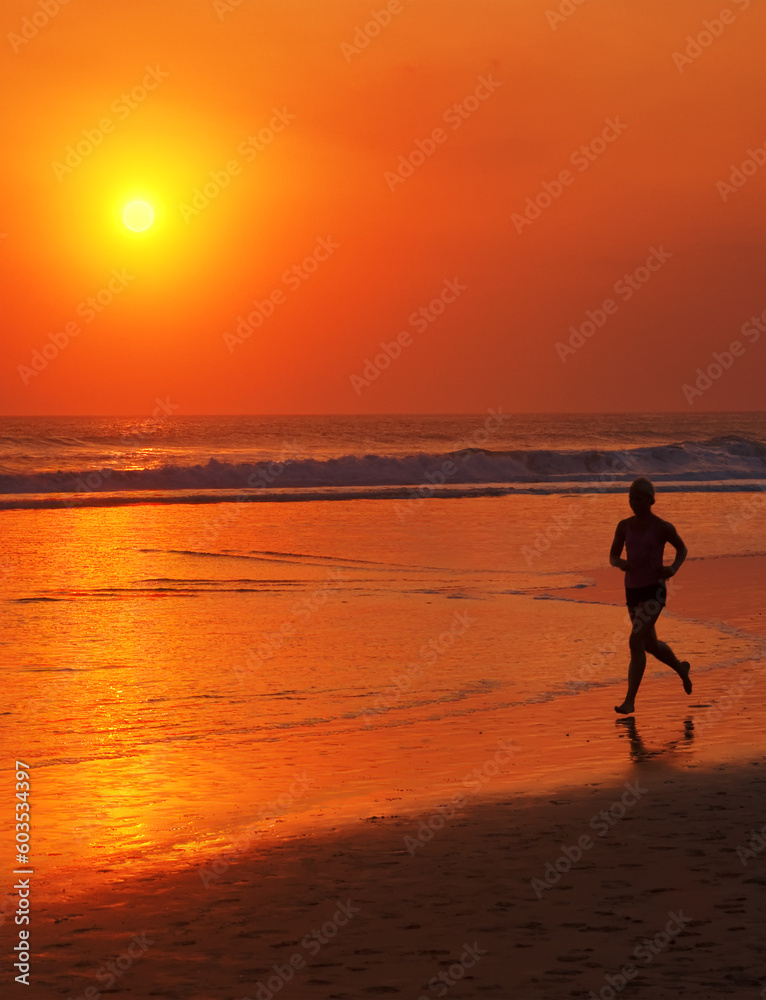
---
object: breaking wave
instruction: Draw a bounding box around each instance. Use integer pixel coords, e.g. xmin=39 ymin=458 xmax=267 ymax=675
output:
xmin=1 ymin=435 xmax=765 ymax=497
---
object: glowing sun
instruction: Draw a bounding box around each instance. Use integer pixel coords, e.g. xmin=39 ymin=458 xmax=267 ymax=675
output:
xmin=123 ymin=201 xmax=153 ymax=231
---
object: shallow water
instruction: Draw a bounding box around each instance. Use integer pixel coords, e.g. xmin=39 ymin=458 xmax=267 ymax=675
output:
xmin=1 ymin=491 xmax=765 ymax=899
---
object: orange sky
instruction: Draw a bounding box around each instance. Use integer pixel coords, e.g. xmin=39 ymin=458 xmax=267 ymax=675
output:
xmin=1 ymin=0 xmax=764 ymax=415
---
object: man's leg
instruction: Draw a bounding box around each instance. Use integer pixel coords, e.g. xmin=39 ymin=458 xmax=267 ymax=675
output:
xmin=646 ymin=625 xmax=692 ymax=693
xmin=615 ymin=603 xmax=661 ymax=714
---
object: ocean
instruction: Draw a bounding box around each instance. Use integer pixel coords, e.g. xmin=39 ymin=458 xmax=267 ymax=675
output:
xmin=0 ymin=412 xmax=765 ymax=506
xmin=1 ymin=412 xmax=765 ymax=902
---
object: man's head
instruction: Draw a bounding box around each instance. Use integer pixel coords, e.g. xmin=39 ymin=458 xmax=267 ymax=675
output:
xmin=629 ymin=477 xmax=655 ymax=514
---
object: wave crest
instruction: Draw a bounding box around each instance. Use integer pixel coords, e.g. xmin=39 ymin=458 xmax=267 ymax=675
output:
xmin=0 ymin=436 xmax=764 ymax=496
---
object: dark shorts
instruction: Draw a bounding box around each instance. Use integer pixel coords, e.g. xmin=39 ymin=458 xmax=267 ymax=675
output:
xmin=625 ymin=580 xmax=666 ymax=612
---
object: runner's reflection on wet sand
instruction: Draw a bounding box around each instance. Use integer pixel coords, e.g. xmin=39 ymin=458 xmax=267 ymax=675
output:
xmin=615 ymin=716 xmax=695 ymax=764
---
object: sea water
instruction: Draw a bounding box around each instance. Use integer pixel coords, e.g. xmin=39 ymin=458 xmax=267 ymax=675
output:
xmin=1 ymin=414 xmax=764 ymax=897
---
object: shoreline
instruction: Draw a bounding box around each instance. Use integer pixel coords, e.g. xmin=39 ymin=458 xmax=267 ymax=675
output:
xmin=7 ymin=520 xmax=766 ymax=997
xmin=26 ymin=625 xmax=766 ymax=996
xmin=539 ymin=552 xmax=766 ymax=636
xmin=1 ymin=480 xmax=766 ymax=512
xmin=24 ymin=644 xmax=766 ymax=915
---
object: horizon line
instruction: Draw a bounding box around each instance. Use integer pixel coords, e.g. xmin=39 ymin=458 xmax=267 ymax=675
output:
xmin=1 ymin=410 xmax=765 ymax=419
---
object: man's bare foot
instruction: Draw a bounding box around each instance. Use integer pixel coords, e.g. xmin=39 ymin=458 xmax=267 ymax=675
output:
xmin=678 ymin=660 xmax=692 ymax=694
xmin=615 ymin=702 xmax=635 ymax=715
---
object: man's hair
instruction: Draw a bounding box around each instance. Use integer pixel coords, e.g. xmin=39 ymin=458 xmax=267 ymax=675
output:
xmin=629 ymin=477 xmax=655 ymax=503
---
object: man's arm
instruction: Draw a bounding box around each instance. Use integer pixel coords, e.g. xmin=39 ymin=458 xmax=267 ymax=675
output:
xmin=609 ymin=520 xmax=630 ymax=571
xmin=660 ymin=521 xmax=687 ymax=578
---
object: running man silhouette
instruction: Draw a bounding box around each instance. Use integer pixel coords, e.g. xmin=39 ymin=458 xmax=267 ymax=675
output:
xmin=609 ymin=477 xmax=692 ymax=714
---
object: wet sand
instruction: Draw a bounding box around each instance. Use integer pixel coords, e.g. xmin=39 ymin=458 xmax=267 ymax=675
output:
xmin=33 ymin=751 xmax=766 ymax=999
xmin=29 ymin=640 xmax=766 ymax=999
xmin=538 ymin=553 xmax=766 ymax=639
xmin=14 ymin=547 xmax=766 ymax=998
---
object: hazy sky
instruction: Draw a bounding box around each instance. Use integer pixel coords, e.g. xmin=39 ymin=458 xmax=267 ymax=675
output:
xmin=1 ymin=0 xmax=764 ymax=414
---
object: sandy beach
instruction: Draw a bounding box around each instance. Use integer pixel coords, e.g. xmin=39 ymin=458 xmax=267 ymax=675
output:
xmin=32 ymin=719 xmax=766 ymax=999
xmin=1 ymin=487 xmax=764 ymax=999
xmin=18 ymin=544 xmax=765 ymax=1000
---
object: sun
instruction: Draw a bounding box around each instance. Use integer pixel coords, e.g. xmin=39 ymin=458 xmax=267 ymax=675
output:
xmin=123 ymin=200 xmax=154 ymax=232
